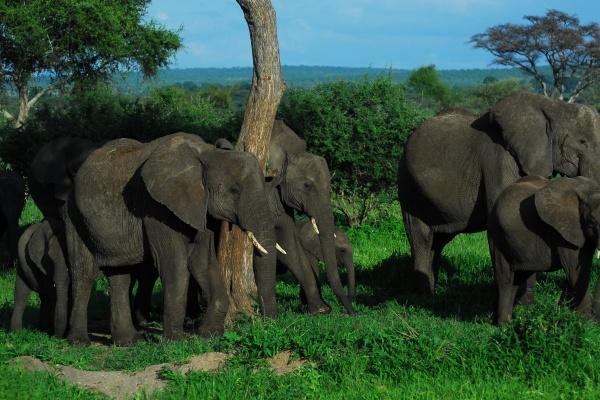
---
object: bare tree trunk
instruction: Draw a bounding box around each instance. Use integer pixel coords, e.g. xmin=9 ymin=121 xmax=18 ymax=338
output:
xmin=218 ymin=0 xmax=285 ymax=322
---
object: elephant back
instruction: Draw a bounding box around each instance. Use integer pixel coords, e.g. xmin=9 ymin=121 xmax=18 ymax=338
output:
xmin=403 ymin=110 xmax=484 ymax=223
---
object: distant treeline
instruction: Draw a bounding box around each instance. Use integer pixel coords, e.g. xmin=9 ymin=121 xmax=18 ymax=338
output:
xmin=117 ymin=65 xmax=536 ymax=94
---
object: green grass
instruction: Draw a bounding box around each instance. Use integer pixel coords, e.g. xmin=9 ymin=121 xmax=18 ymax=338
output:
xmin=1 ymin=200 xmax=600 ymax=399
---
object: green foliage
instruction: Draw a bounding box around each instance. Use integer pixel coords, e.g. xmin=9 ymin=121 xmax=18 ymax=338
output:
xmin=279 ymin=76 xmax=429 ymax=226
xmin=454 ymin=78 xmax=531 ymax=114
xmin=406 ymin=65 xmax=451 ymax=109
xmin=0 ymin=0 xmax=181 ymax=125
xmin=0 ymin=84 xmax=239 ymax=173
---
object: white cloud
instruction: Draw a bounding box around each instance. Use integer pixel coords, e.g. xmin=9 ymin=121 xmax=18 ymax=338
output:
xmin=155 ymin=11 xmax=169 ymax=21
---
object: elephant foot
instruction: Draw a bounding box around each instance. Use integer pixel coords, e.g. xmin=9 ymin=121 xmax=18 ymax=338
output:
xmin=112 ymin=331 xmax=142 ymax=346
xmin=308 ymin=304 xmax=331 ymax=315
xmin=515 ymin=292 xmax=535 ymax=306
xmin=164 ymin=330 xmax=189 ymax=342
xmin=67 ymin=332 xmax=91 ymax=346
xmin=197 ymin=323 xmax=225 ymax=338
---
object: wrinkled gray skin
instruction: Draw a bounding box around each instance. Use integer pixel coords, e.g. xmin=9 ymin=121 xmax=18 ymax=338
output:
xmin=65 ymin=133 xmax=277 ymax=345
xmin=399 ymin=91 xmax=600 ymax=295
xmin=0 ymin=171 xmax=25 ymax=268
xmin=489 ymin=176 xmax=600 ymax=324
xmin=265 ymin=175 xmax=331 ymax=314
xmin=263 ymin=121 xmax=355 ymax=314
xmin=294 ymin=220 xmax=356 ymax=303
xmin=10 ymin=220 xmax=70 ymax=336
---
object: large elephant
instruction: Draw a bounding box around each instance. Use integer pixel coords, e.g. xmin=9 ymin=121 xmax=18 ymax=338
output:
xmin=265 ymin=121 xmax=356 ymax=315
xmin=399 ymin=91 xmax=600 ymax=294
xmin=0 ymin=171 xmax=25 ymax=268
xmin=11 ymin=220 xmax=70 ymax=336
xmin=488 ymin=176 xmax=600 ymax=324
xmin=65 ymin=133 xmax=277 ymax=345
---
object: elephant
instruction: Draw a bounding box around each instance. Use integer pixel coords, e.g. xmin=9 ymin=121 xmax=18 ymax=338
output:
xmin=265 ymin=172 xmax=333 ymax=314
xmin=488 ymin=175 xmax=600 ymax=324
xmin=29 ymin=137 xmax=99 ymax=223
xmin=0 ymin=171 xmax=25 ymax=269
xmin=294 ymin=219 xmax=356 ymax=303
xmin=399 ymin=91 xmax=600 ymax=295
xmin=10 ymin=220 xmax=70 ymax=336
xmin=65 ymin=133 xmax=277 ymax=345
xmin=219 ymin=121 xmax=355 ymax=314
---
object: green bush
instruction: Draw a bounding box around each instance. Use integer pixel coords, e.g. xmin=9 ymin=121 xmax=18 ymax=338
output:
xmin=279 ymin=76 xmax=429 ymax=226
xmin=0 ymin=84 xmax=240 ymax=173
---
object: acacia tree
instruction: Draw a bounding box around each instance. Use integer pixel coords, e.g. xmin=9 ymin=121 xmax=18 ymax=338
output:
xmin=0 ymin=0 xmax=181 ymax=128
xmin=217 ymin=0 xmax=285 ymax=320
xmin=471 ymin=9 xmax=600 ymax=103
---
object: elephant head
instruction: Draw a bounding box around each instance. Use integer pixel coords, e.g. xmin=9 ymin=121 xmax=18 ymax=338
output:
xmin=475 ymin=91 xmax=600 ymax=183
xmin=29 ymin=137 xmax=99 ymax=222
xmin=140 ymin=134 xmax=277 ymax=317
xmin=267 ymin=122 xmax=355 ymax=314
xmin=534 ymin=176 xmax=600 ymax=250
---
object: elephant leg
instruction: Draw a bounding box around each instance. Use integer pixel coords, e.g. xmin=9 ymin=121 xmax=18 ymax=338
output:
xmin=403 ymin=212 xmax=436 ymax=294
xmin=492 ymin=248 xmax=518 ymax=325
xmin=514 ymin=274 xmax=537 ymax=306
xmin=10 ymin=273 xmax=32 ymax=332
xmin=67 ymin=262 xmax=96 ymax=345
xmin=563 ymin=261 xmax=592 ymax=316
xmin=189 ymin=232 xmax=228 ymax=337
xmin=132 ymin=267 xmax=158 ymax=327
xmin=431 ymin=233 xmax=455 ymax=281
xmin=105 ymin=270 xmax=139 ymax=346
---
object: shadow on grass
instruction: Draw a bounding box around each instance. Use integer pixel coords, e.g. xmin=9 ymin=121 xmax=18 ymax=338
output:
xmin=353 ymin=252 xmax=497 ymax=323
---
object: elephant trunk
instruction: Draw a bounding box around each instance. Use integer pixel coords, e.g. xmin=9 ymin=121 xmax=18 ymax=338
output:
xmin=238 ymin=194 xmax=278 ymax=318
xmin=344 ymin=253 xmax=356 ymax=302
xmin=313 ymin=207 xmax=356 ymax=315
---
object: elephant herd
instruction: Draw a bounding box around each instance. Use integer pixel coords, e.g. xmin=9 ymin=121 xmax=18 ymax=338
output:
xmin=1 ymin=121 xmax=355 ymax=345
xmin=2 ymin=90 xmax=600 ymax=344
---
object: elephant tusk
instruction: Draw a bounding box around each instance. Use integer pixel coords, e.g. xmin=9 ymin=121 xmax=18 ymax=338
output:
xmin=248 ymin=232 xmax=268 ymax=255
xmin=311 ymin=217 xmax=320 ymax=235
xmin=275 ymin=243 xmax=287 ymax=255
xmin=596 ymin=249 xmax=600 ymax=259
xmin=334 ymin=232 xmax=337 ymax=238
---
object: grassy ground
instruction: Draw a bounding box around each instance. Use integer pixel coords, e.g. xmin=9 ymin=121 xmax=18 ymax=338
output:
xmin=1 ymin=201 xmax=600 ymax=399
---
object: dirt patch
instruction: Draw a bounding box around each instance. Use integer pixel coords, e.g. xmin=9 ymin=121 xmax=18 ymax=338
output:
xmin=266 ymin=351 xmax=308 ymax=375
xmin=14 ymin=352 xmax=231 ymax=400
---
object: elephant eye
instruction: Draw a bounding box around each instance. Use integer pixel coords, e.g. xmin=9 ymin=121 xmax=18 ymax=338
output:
xmin=229 ymin=186 xmax=240 ymax=196
xmin=580 ymin=139 xmax=588 ymax=146
xmin=303 ymin=181 xmax=312 ymax=191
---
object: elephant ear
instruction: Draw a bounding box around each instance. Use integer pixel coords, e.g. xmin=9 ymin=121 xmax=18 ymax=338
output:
xmin=489 ymin=92 xmax=554 ymax=177
xmin=534 ymin=180 xmax=585 ymax=247
xmin=26 ymin=226 xmax=48 ymax=275
xmin=141 ymin=140 xmax=208 ymax=232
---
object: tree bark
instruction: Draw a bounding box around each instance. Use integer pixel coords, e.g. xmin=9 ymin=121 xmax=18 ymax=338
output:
xmin=218 ymin=0 xmax=285 ymax=322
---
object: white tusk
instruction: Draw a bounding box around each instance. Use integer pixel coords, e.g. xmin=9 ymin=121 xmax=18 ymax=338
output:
xmin=311 ymin=217 xmax=320 ymax=235
xmin=275 ymin=243 xmax=287 ymax=255
xmin=596 ymin=249 xmax=600 ymax=259
xmin=334 ymin=232 xmax=337 ymax=238
xmin=248 ymin=232 xmax=268 ymax=255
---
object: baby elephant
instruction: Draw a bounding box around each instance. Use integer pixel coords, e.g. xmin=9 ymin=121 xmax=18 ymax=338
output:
xmin=10 ymin=220 xmax=70 ymax=337
xmin=295 ymin=220 xmax=356 ymax=302
xmin=488 ymin=176 xmax=600 ymax=324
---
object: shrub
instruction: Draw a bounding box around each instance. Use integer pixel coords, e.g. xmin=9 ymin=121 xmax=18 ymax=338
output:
xmin=0 ymin=84 xmax=239 ymax=174
xmin=279 ymin=76 xmax=429 ymax=226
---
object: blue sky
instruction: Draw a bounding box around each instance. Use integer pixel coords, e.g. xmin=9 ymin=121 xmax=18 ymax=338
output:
xmin=147 ymin=1 xmax=600 ymax=70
